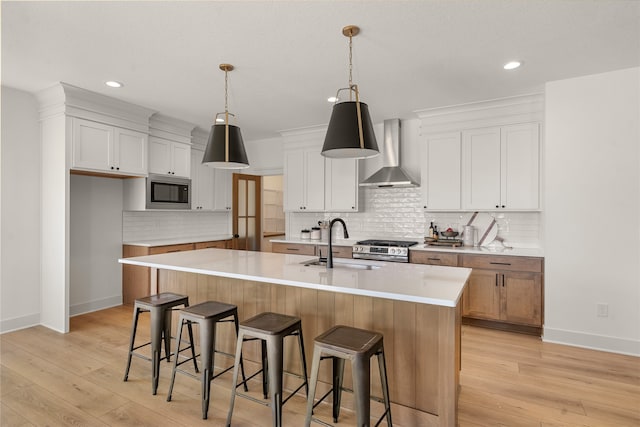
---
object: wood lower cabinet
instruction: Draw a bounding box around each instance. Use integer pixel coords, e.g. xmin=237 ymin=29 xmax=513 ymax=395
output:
xmin=271 ymin=242 xmax=317 ymax=256
xmin=316 ymin=244 xmax=353 ymax=259
xmin=194 ymin=240 xmax=230 ymax=249
xmin=410 ymin=250 xmax=459 ymax=266
xmin=410 ymin=250 xmax=544 ymax=335
xmin=122 ymin=240 xmax=230 ymax=304
xmin=460 ymin=254 xmax=543 ymax=334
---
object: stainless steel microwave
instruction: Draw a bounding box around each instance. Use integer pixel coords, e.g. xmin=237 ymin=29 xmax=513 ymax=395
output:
xmin=146 ymin=174 xmax=191 ymax=209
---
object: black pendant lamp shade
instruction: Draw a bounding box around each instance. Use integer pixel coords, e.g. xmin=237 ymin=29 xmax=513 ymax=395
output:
xmin=202 ymin=123 xmax=249 ymax=169
xmin=202 ymin=63 xmax=250 ymax=169
xmin=322 ymin=100 xmax=379 ymax=158
xmin=321 ymin=25 xmax=379 ymax=160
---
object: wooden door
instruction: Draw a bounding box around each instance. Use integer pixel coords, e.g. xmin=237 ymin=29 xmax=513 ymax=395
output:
xmin=233 ymin=174 xmax=261 ymax=251
xmin=462 ymin=269 xmax=501 ymax=320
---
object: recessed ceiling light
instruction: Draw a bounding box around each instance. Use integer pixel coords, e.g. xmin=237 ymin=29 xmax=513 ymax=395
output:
xmin=215 ymin=117 xmax=225 ymax=123
xmin=503 ymin=61 xmax=522 ymax=70
xmin=105 ymin=80 xmax=123 ymax=88
xmin=327 ymin=96 xmax=339 ymax=103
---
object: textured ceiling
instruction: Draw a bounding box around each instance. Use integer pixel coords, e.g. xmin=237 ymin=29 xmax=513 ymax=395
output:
xmin=2 ymin=0 xmax=639 ymax=140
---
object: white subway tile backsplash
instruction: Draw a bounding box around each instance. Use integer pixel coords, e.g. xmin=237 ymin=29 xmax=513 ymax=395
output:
xmin=123 ymin=211 xmax=231 ymax=242
xmin=288 ymin=187 xmax=541 ymax=248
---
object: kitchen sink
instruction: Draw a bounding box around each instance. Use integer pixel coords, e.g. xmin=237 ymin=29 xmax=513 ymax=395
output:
xmin=300 ymin=259 xmax=381 ymax=270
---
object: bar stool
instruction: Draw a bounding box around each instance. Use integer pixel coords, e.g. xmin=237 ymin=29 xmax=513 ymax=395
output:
xmin=166 ymin=301 xmax=248 ymax=419
xmin=304 ymin=325 xmax=392 ymax=427
xmin=123 ymin=292 xmax=197 ymax=395
xmin=226 ymin=312 xmax=309 ymax=427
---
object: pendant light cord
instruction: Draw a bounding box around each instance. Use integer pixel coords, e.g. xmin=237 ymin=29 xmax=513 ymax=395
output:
xmin=348 ymin=33 xmax=353 ymax=101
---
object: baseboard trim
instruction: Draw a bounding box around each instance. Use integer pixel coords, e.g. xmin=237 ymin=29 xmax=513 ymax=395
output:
xmin=70 ymin=296 xmax=122 ymax=317
xmin=543 ymin=327 xmax=640 ymax=357
xmin=0 ymin=313 xmax=40 ymax=334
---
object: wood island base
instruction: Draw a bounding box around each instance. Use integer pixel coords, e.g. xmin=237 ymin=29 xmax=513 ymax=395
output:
xmin=157 ymin=269 xmax=461 ymax=427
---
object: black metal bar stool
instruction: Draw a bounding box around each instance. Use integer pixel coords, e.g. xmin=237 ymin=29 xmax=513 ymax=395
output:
xmin=304 ymin=325 xmax=392 ymax=427
xmin=166 ymin=301 xmax=248 ymax=419
xmin=123 ymin=292 xmax=197 ymax=395
xmin=226 ymin=312 xmax=309 ymax=427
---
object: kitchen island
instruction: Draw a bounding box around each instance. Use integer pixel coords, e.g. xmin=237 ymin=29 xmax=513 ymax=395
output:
xmin=119 ymin=248 xmax=471 ymax=426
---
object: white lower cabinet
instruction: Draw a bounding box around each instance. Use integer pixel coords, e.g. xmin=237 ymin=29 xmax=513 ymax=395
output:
xmin=72 ymin=117 xmax=147 ymax=176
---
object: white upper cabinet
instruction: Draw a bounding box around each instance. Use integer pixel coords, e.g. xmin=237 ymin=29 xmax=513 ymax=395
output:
xmin=421 ymin=132 xmax=461 ymax=210
xmin=284 ymin=147 xmax=325 ymax=212
xmin=325 ymin=157 xmax=359 ymax=212
xmin=190 ymin=148 xmax=214 ymax=210
xmin=462 ymin=123 xmax=539 ymax=210
xmin=462 ymin=127 xmax=502 ymax=210
xmin=148 ymin=137 xmax=191 ymax=178
xmin=213 ymin=169 xmax=232 ymax=211
xmin=500 ymin=123 xmax=540 ymax=210
xmin=72 ymin=117 xmax=147 ymax=176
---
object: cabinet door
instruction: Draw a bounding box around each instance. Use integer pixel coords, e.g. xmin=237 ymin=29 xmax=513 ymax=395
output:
xmin=462 ymin=127 xmax=501 ymax=210
xmin=72 ymin=118 xmax=113 ymax=171
xmin=304 ymin=150 xmax=325 ymax=211
xmin=171 ymin=142 xmax=191 ymax=178
xmin=421 ymin=132 xmax=461 ymax=210
xmin=148 ymin=137 xmax=172 ymax=175
xmin=325 ymin=158 xmax=358 ymax=212
xmin=284 ymin=150 xmax=306 ymax=211
xmin=213 ymin=169 xmax=232 ymax=211
xmin=191 ymin=149 xmax=214 ymax=210
xmin=463 ymin=269 xmax=501 ymax=320
xmin=501 ymin=123 xmax=540 ymax=210
xmin=501 ymin=271 xmax=542 ymax=326
xmin=115 ymin=128 xmax=147 ymax=175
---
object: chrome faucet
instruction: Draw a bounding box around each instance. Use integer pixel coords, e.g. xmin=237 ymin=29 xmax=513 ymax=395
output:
xmin=327 ymin=218 xmax=349 ymax=268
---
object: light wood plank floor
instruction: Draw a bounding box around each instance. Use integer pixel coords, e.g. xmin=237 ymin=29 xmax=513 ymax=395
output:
xmin=1 ymin=305 xmax=638 ymax=426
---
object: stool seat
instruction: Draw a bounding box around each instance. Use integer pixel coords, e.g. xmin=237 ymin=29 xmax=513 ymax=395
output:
xmin=123 ymin=292 xmax=195 ymax=395
xmin=305 ymin=325 xmax=392 ymax=427
xmin=315 ymin=325 xmax=383 ymax=355
xmin=227 ymin=312 xmax=309 ymax=427
xmin=241 ymin=312 xmax=301 ymax=335
xmin=180 ymin=300 xmax=237 ymax=319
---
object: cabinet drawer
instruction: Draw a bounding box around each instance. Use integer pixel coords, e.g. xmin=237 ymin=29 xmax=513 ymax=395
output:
xmin=461 ymin=254 xmax=542 ymax=273
xmin=271 ymin=242 xmax=316 ymax=256
xmin=317 ymin=244 xmax=353 ymax=259
xmin=194 ymin=240 xmax=229 ymax=250
xmin=410 ymin=251 xmax=459 ymax=266
xmin=149 ymin=243 xmax=195 ymax=255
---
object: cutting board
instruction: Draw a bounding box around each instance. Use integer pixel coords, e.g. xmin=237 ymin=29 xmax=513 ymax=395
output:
xmin=462 ymin=212 xmax=498 ymax=246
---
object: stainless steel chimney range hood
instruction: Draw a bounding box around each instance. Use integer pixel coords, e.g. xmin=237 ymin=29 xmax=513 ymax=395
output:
xmin=359 ymin=119 xmax=419 ymax=188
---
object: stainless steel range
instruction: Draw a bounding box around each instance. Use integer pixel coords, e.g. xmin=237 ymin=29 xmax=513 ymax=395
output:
xmin=352 ymin=239 xmax=419 ymax=263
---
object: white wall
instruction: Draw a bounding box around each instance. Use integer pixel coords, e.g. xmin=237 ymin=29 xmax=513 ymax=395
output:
xmin=1 ymin=86 xmax=42 ymax=332
xmin=70 ymin=175 xmax=123 ymax=315
xmin=544 ymin=67 xmax=640 ymax=355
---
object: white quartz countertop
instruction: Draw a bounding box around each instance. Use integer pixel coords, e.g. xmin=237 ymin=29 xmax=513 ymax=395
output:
xmin=123 ymin=234 xmax=233 ymax=247
xmin=119 ymin=248 xmax=471 ymax=307
xmin=271 ymin=238 xmax=544 ymax=257
xmin=411 ymin=244 xmax=544 ymax=258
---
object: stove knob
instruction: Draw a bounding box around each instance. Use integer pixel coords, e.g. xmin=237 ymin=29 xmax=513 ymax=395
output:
xmin=390 ymin=248 xmax=397 ymax=255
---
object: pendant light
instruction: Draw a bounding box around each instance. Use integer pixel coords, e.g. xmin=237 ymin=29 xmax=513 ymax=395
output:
xmin=202 ymin=63 xmax=250 ymax=169
xmin=321 ymin=25 xmax=379 ymax=159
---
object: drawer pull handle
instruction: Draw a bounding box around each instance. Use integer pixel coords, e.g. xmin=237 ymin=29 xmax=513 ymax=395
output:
xmin=427 ymin=258 xmax=441 ymax=261
xmin=490 ymin=262 xmax=512 ymax=266
xmin=286 ymin=248 xmax=299 ymax=251
xmin=167 ymin=250 xmax=181 ymax=253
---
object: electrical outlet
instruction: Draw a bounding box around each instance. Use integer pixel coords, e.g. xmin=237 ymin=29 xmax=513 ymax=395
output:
xmin=597 ymin=303 xmax=609 ymax=317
